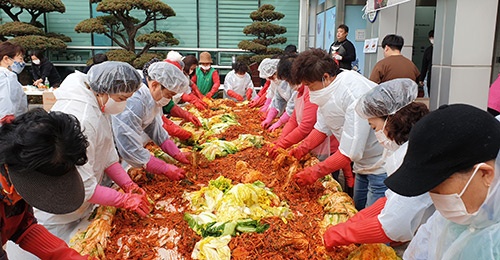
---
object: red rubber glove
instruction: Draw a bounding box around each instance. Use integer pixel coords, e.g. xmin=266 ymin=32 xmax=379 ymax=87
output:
xmin=206 ymin=90 xmax=217 ymax=99
xmin=89 ymin=185 xmax=150 ymax=217
xmin=191 ymin=84 xmax=204 ymax=99
xmin=343 ymin=164 xmax=354 ymax=188
xmin=249 ymin=94 xmax=266 ymax=108
xmin=268 ymin=143 xmax=282 ymax=159
xmin=294 ymin=165 xmax=324 ymax=186
xmin=294 ymin=151 xmax=351 ymax=186
xmin=170 ymin=105 xmax=202 ymax=127
xmin=268 ymin=112 xmax=291 ymax=132
xmin=146 ymin=155 xmax=185 ymax=180
xmin=323 ymin=209 xmax=391 ymax=249
xmin=162 ymin=115 xmax=192 ymax=140
xmin=227 ymin=90 xmax=244 ymax=101
xmin=289 ymin=129 xmax=328 ymax=160
xmin=182 ymin=93 xmax=208 ymax=110
xmin=347 ymin=197 xmax=387 ymax=223
xmin=261 ymin=107 xmax=278 ymax=129
xmin=17 ymin=224 xmax=90 ymax=260
xmin=246 ymin=88 xmax=253 ymax=100
xmin=0 ymin=114 xmax=15 ymax=125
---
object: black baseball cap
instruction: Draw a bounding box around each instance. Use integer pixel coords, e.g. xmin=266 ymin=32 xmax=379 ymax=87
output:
xmin=385 ymin=104 xmax=500 ymax=196
xmin=8 ymin=164 xmax=85 ymax=214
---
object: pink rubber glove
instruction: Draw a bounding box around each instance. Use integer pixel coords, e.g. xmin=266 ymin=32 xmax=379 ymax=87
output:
xmin=170 ymin=105 xmax=202 ymax=127
xmin=268 ymin=112 xmax=291 ymax=132
xmin=104 ymin=162 xmax=145 ymax=194
xmin=261 ymin=107 xmax=278 ymax=129
xmin=146 ymin=155 xmax=186 ymax=180
xmin=259 ymin=98 xmax=272 ymax=113
xmin=89 ymin=185 xmax=150 ymax=217
xmin=160 ymin=139 xmax=188 ymax=164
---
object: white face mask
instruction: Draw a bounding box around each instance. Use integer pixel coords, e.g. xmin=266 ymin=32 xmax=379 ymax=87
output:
xmin=32 ymin=59 xmax=40 ymax=65
xmin=374 ymin=119 xmax=400 ymax=151
xmin=429 ymin=163 xmax=488 ymax=225
xmin=429 ymin=38 xmax=434 ymax=45
xmin=200 ymin=65 xmax=211 ymax=70
xmin=156 ymin=96 xmax=170 ymax=107
xmin=101 ymin=96 xmax=127 ymax=115
xmin=309 ymin=77 xmax=333 ymax=107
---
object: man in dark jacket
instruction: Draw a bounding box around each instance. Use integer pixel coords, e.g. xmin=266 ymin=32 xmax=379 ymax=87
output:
xmin=419 ymin=30 xmax=434 ymax=94
xmin=328 ymin=24 xmax=356 ymax=70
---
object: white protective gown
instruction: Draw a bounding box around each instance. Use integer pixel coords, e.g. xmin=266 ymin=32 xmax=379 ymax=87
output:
xmin=0 ymin=67 xmax=28 ymax=124
xmin=314 ymin=70 xmax=385 ymax=174
xmin=403 ymin=153 xmax=500 ymax=260
xmin=223 ymin=70 xmax=256 ymax=101
xmin=111 ymin=84 xmax=169 ymax=168
xmin=270 ymin=80 xmax=297 ymax=116
xmin=35 ymin=71 xmax=119 ymax=240
xmin=378 ymin=142 xmax=435 ymax=242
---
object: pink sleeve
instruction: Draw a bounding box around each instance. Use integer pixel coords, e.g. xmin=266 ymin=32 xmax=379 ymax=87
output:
xmin=277 ymin=92 xmax=319 ymax=149
xmin=280 ymin=110 xmax=298 ymax=138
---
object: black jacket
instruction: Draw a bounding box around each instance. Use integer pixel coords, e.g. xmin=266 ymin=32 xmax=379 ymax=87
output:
xmin=31 ymin=58 xmax=61 ymax=87
xmin=328 ymin=39 xmax=356 ymax=70
xmin=420 ymin=45 xmax=433 ymax=89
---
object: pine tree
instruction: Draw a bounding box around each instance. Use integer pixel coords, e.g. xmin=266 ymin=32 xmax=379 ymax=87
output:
xmin=238 ymin=4 xmax=287 ymax=64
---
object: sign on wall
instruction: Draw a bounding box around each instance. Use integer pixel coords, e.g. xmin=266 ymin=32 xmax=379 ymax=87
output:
xmin=324 ymin=7 xmax=337 ymax=50
xmin=316 ymin=12 xmax=325 ymax=49
xmin=365 ymin=0 xmax=411 ymax=13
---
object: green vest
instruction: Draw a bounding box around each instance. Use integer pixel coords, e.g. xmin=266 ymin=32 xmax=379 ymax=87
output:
xmin=196 ymin=67 xmax=215 ymax=95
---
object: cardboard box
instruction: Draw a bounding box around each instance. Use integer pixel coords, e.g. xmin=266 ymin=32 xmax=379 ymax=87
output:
xmin=42 ymin=91 xmax=56 ymax=111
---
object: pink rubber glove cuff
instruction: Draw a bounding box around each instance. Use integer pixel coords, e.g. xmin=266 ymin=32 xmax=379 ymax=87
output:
xmin=268 ymin=112 xmax=291 ymax=131
xmin=261 ymin=107 xmax=278 ymax=128
xmin=160 ymin=139 xmax=182 ymax=157
xmin=105 ymin=162 xmax=134 ymax=190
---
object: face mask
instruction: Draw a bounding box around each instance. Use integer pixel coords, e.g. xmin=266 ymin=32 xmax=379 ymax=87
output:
xmin=374 ymin=119 xmax=400 ymax=151
xmin=429 ymin=38 xmax=434 ymax=45
xmin=236 ymin=73 xmax=245 ymax=78
xmin=309 ymin=77 xmax=333 ymax=107
xmin=429 ymin=163 xmax=487 ymax=225
xmin=10 ymin=60 xmax=25 ymax=74
xmin=200 ymin=65 xmax=211 ymax=70
xmin=32 ymin=59 xmax=40 ymax=65
xmin=100 ymin=96 xmax=127 ymax=115
xmin=156 ymin=96 xmax=170 ymax=107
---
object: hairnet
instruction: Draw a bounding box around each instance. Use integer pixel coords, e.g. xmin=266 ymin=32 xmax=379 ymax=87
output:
xmin=147 ymin=61 xmax=189 ymax=94
xmin=258 ymin=58 xmax=280 ymax=78
xmin=355 ymin=78 xmax=418 ymax=119
xmin=87 ymin=61 xmax=142 ymax=94
xmin=166 ymin=51 xmax=183 ymax=62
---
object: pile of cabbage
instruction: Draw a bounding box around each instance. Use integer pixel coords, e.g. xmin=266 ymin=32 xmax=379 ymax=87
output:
xmin=183 ymin=176 xmax=292 ymax=260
